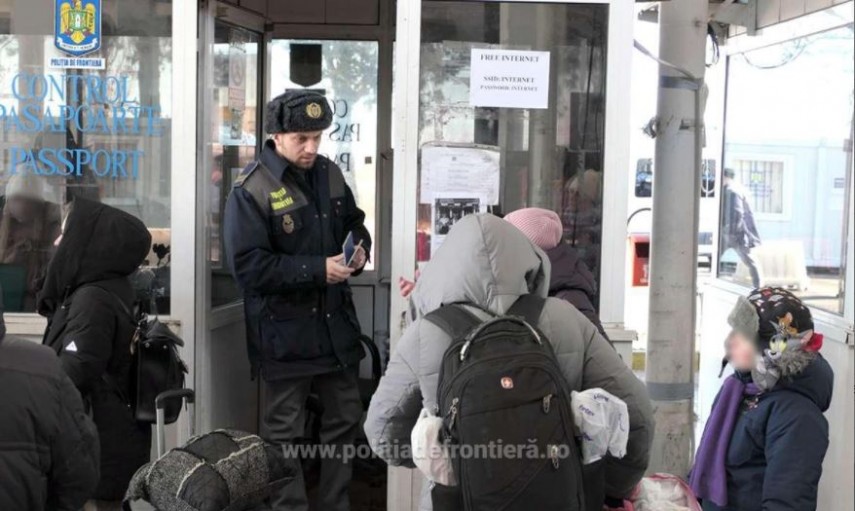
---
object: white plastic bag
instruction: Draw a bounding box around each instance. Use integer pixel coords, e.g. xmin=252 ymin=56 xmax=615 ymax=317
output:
xmin=631 ymin=474 xmax=702 ymax=511
xmin=411 ymin=408 xmax=457 ymax=486
xmin=570 ymin=388 xmax=629 ymax=464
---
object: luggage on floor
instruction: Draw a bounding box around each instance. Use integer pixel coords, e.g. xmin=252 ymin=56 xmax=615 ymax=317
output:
xmin=123 ymin=389 xmax=297 ymax=511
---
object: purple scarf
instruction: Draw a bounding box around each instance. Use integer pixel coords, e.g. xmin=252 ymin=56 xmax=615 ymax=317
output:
xmin=690 ymin=376 xmax=761 ymax=507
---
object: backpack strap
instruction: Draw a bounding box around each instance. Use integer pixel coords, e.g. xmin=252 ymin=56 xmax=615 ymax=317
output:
xmin=507 ymin=294 xmax=547 ymax=326
xmin=84 ymin=284 xmax=137 ymax=407
xmin=424 ymin=304 xmax=482 ymax=341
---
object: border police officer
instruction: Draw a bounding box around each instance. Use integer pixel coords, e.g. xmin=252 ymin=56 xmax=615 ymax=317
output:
xmin=224 ymin=90 xmax=371 ymax=511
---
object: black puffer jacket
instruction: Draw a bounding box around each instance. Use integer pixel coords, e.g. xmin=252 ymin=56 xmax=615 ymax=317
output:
xmin=545 ymin=243 xmax=608 ymax=339
xmin=38 ymin=197 xmax=152 ymax=501
xmin=0 ymin=321 xmax=100 ymax=510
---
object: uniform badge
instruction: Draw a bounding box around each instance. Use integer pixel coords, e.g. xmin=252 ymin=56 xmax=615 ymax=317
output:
xmin=55 ymin=0 xmax=102 ymax=57
xmin=306 ymin=102 xmax=323 ymax=119
xmin=282 ymin=214 xmax=295 ymax=234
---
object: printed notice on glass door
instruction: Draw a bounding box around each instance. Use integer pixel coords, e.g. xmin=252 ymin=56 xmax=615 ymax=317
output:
xmin=469 ymin=49 xmax=550 ymax=109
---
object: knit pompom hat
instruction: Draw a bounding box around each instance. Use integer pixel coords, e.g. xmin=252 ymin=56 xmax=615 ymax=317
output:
xmin=504 ymin=208 xmax=563 ymax=251
xmin=728 ymin=287 xmax=816 ymax=352
xmin=725 ymin=287 xmax=822 ymax=388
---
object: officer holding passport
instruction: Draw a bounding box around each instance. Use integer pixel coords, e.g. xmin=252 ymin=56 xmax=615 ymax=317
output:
xmin=224 ymin=90 xmax=370 ymax=511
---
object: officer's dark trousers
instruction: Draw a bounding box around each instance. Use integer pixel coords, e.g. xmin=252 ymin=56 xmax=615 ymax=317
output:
xmin=262 ymin=368 xmax=362 ymax=511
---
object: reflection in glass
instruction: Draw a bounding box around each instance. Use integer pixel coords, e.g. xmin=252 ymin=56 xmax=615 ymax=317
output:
xmin=719 ymin=24 xmax=853 ymax=314
xmin=0 ymin=1 xmax=173 ymax=314
xmin=417 ymin=2 xmax=609 ymax=298
xmin=208 ymin=22 xmax=260 ymax=308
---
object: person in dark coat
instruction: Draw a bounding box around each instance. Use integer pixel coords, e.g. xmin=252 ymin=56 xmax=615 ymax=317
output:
xmin=690 ymin=287 xmax=833 ymax=511
xmin=224 ymin=90 xmax=371 ymax=511
xmin=37 ymin=197 xmax=153 ymax=509
xmin=0 ymin=297 xmax=100 ymax=511
xmin=721 ymin=168 xmax=762 ymax=288
xmin=504 ymin=207 xmax=608 ymax=339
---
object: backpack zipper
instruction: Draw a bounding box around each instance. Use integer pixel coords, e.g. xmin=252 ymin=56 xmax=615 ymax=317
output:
xmin=550 ymin=445 xmax=560 ymax=469
xmin=543 ymin=393 xmax=553 ymax=414
xmin=439 ymin=350 xmax=557 ymax=405
xmin=447 ymin=397 xmax=460 ymax=430
xmin=437 ymin=327 xmax=553 ymax=392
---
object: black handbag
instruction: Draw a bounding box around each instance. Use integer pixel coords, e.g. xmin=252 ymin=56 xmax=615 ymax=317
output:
xmin=131 ymin=316 xmax=187 ymax=424
xmin=105 ymin=289 xmax=188 ymax=425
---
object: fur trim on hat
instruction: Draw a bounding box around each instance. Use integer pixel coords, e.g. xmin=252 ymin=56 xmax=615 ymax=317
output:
xmin=265 ymin=91 xmax=333 ymax=134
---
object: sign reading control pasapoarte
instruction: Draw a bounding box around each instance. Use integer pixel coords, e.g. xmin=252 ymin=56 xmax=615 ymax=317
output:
xmin=1 ymin=73 xmax=165 ymax=180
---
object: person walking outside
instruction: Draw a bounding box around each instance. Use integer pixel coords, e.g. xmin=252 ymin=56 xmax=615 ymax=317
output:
xmin=721 ymin=168 xmax=762 ymax=288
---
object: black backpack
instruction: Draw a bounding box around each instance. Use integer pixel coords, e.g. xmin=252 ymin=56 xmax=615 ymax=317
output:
xmin=426 ymin=295 xmax=584 ymax=511
xmin=103 ymin=290 xmax=188 ymax=425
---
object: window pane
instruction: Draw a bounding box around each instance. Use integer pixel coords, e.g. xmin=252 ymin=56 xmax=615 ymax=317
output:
xmin=269 ymin=40 xmax=379 ymax=271
xmin=719 ymin=24 xmax=853 ymax=314
xmin=0 ymin=1 xmax=173 ymax=314
xmin=208 ymin=23 xmax=260 ymax=308
xmin=417 ymin=2 xmax=609 ymax=299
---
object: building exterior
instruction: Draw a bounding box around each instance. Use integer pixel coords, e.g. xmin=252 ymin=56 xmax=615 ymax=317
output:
xmin=0 ymin=1 xmax=852 ymax=509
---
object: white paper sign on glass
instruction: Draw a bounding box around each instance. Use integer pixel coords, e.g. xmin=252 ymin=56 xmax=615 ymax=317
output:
xmin=469 ymin=49 xmax=551 ymax=109
xmin=420 ymin=145 xmax=501 ymax=205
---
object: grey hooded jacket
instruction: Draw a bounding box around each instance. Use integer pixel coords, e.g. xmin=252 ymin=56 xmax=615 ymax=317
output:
xmin=365 ymin=214 xmax=654 ymax=510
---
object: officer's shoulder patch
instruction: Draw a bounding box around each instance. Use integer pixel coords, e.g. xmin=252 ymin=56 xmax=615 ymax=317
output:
xmin=233 ymin=161 xmax=260 ymax=188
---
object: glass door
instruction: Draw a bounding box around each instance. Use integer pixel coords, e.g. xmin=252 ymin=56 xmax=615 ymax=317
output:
xmin=388 ymin=1 xmax=633 ymax=508
xmin=194 ymin=2 xmax=265 ymax=435
xmin=415 ymin=2 xmax=609 ymax=290
xmin=208 ymin=22 xmax=262 ymax=308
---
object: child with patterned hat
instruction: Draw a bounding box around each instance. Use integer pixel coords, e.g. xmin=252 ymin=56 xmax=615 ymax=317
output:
xmin=690 ymin=287 xmax=834 ymax=511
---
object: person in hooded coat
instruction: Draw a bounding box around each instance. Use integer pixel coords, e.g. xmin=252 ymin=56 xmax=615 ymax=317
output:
xmin=400 ymin=208 xmax=608 ymax=340
xmin=0 ymin=295 xmax=101 ymax=511
xmin=366 ymin=214 xmax=654 ymax=511
xmin=38 ymin=197 xmax=153 ymax=509
xmin=690 ymin=287 xmax=833 ymax=511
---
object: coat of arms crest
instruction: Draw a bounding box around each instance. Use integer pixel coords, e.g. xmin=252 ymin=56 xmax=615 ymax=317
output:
xmin=55 ymin=0 xmax=102 ymax=57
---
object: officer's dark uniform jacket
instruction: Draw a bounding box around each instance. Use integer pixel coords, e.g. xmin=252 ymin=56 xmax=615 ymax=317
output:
xmin=225 ymin=140 xmax=371 ymax=381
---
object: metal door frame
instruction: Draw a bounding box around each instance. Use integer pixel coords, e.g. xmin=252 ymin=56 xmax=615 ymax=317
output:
xmin=193 ymin=0 xmax=268 ymax=435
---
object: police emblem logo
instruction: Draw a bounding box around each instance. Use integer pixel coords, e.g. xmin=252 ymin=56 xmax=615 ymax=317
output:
xmin=306 ymin=102 xmax=324 ymax=119
xmin=55 ymin=0 xmax=102 ymax=57
xmin=282 ymin=214 xmax=295 ymax=234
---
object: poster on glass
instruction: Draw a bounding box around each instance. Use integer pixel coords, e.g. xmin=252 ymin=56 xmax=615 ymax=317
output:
xmin=431 ymin=192 xmax=486 ymax=255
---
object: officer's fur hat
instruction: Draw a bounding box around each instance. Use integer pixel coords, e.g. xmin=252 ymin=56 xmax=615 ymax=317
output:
xmin=265 ymin=90 xmax=333 ymax=134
